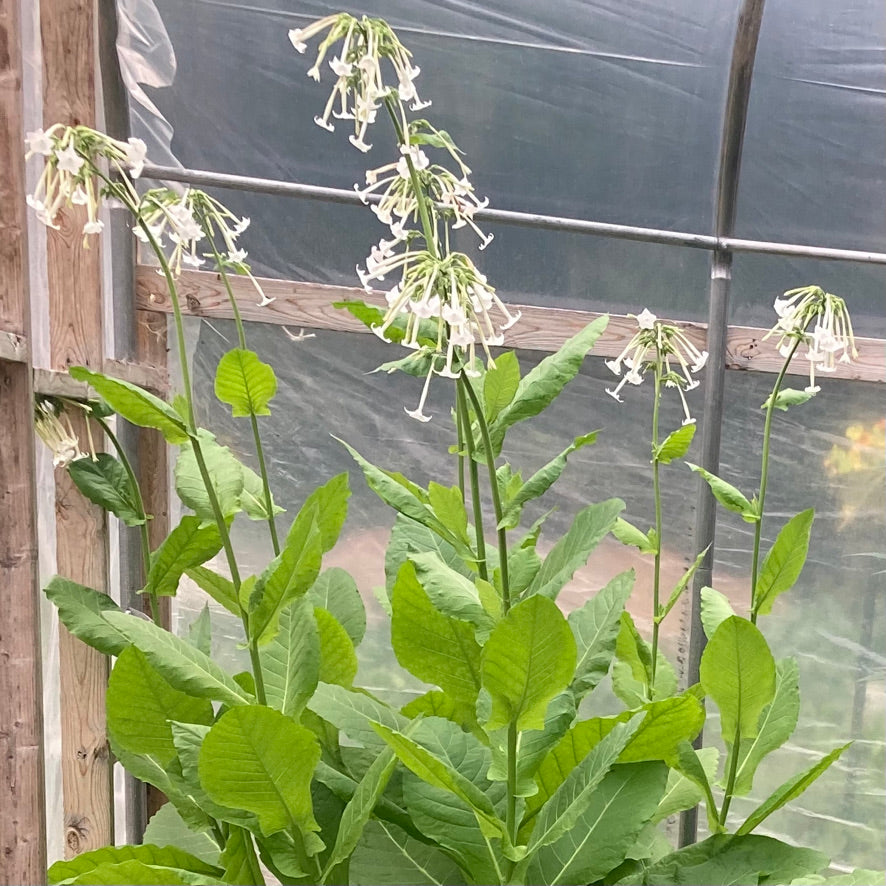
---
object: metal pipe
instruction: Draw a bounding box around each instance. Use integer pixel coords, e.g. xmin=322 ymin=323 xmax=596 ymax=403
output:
xmin=141 ymin=163 xmax=886 ymax=266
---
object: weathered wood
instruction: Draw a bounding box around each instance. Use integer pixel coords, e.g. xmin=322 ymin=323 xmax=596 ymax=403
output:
xmin=43 ymin=0 xmax=114 ymax=856
xmin=135 ymin=265 xmax=886 ymax=383
xmin=0 ymin=0 xmax=48 ymax=879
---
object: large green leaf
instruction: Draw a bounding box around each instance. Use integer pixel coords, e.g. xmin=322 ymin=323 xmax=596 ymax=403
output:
xmin=754 ymin=509 xmax=814 ymax=616
xmin=654 ymin=423 xmax=696 ymax=464
xmin=732 ymin=657 xmax=800 ymax=795
xmin=700 ymin=586 xmax=736 ymax=639
xmin=385 ymin=514 xmax=470 ymax=595
xmin=687 ymin=463 xmax=759 ymax=523
xmin=322 ymin=747 xmax=398 ymax=876
xmin=483 ymin=350 xmax=520 ymax=423
xmin=790 ymin=870 xmax=886 ymax=885
xmin=737 ymin=744 xmax=850 ymax=836
xmin=526 ymin=717 xmax=643 ymax=851
xmin=481 ymin=594 xmax=576 ymax=731
xmin=391 ymin=562 xmax=482 ymax=703
xmin=673 ymin=741 xmax=722 ymax=835
xmin=700 ymin=616 xmax=775 ymax=741
xmin=316 ymin=608 xmax=358 ymax=687
xmin=568 ymin=570 xmax=634 ymax=699
xmin=408 ymin=551 xmax=492 ymax=632
xmin=220 ymin=826 xmax=265 ymax=885
xmin=249 ymin=503 xmax=323 ymax=645
xmin=69 ymin=367 xmax=189 ymax=444
xmin=215 ymin=348 xmax=277 ymax=417
xmin=308 ymin=683 xmax=408 ymax=749
xmin=174 ymin=430 xmax=246 ymax=522
xmin=185 ymin=566 xmax=240 ymax=615
xmin=525 ymin=761 xmax=668 ymax=886
xmin=106 ymin=646 xmax=213 ymax=764
xmin=621 ymin=833 xmax=827 ymax=885
xmin=299 ymin=473 xmax=351 ymax=553
xmin=68 ymin=453 xmax=145 ymax=526
xmin=488 ymin=316 xmax=609 ymax=452
xmin=57 ymin=860 xmax=224 ymax=885
xmin=48 ymin=844 xmax=222 ymax=885
xmin=427 ymin=482 xmax=471 ymax=547
xmin=199 ymin=706 xmax=321 ymax=839
xmin=44 ymin=576 xmax=127 ymax=656
xmin=498 ymin=432 xmax=599 ymax=530
xmin=145 ymin=516 xmax=222 ymax=597
xmin=349 ymin=820 xmax=465 ymax=886
xmin=103 ymin=611 xmax=252 ymax=707
xmin=260 ymin=597 xmax=320 ymax=718
xmin=308 ymin=567 xmax=365 ymax=646
xmin=652 ymin=746 xmax=719 ymax=824
xmin=526 ymin=499 xmax=625 ymax=601
xmin=142 ymin=804 xmax=220 ymax=866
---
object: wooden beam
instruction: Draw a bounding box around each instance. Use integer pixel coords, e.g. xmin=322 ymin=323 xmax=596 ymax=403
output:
xmin=135 ymin=265 xmax=886 ymax=384
xmin=42 ymin=0 xmax=113 ymax=857
xmin=0 ymin=0 xmax=47 ymax=878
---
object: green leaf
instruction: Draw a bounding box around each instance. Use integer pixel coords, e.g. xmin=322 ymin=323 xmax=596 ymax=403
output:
xmin=391 ymin=562 xmax=482 ymax=703
xmin=732 ymin=658 xmax=800 ymax=795
xmin=503 ymin=546 xmax=542 ymax=600
xmin=408 ymin=551 xmax=493 ymax=632
xmin=220 ymin=827 xmax=264 ymax=885
xmin=69 ymin=367 xmax=189 ymax=444
xmin=427 ymin=482 xmax=470 ymax=545
xmin=48 ymin=845 xmax=223 ymax=886
xmin=59 ymin=860 xmax=224 ymax=885
xmin=174 ymin=430 xmax=245 ymax=522
xmin=385 ymin=514 xmax=470 ymax=595
xmin=700 ymin=586 xmax=735 ymax=639
xmin=737 ymin=744 xmax=850 ymax=835
xmin=308 ymin=568 xmax=365 ymax=645
xmin=371 ymin=722 xmax=507 ymax=843
xmin=700 ymin=616 xmax=775 ymax=741
xmin=103 ymin=611 xmax=253 ymax=707
xmin=44 ymin=576 xmax=127 ymax=656
xmin=215 ymin=348 xmax=277 ymax=417
xmin=322 ymin=747 xmax=398 ymax=876
xmin=238 ymin=463 xmax=283 ymax=522
xmin=498 ymin=432 xmax=599 ymax=530
xmin=657 ymin=547 xmax=707 ymax=622
xmin=249 ymin=503 xmax=323 ymax=645
xmin=754 ymin=509 xmax=814 ymax=616
xmin=106 ymin=646 xmax=213 ymax=764
xmin=483 ymin=350 xmax=520 ymax=422
xmin=626 ymin=834 xmax=827 ymax=886
xmin=653 ymin=746 xmax=719 ymax=824
xmin=527 ymin=499 xmax=625 ymax=601
xmin=762 ymin=387 xmax=815 ymax=412
xmin=199 ymin=705 xmax=321 ymax=838
xmin=142 ymin=803 xmax=220 ymax=865
xmin=316 ymin=608 xmax=358 ymax=687
xmin=145 ymin=516 xmax=222 ymax=597
xmin=401 ymin=691 xmax=479 ymax=734
xmin=687 ymin=463 xmax=759 ymax=522
xmin=612 ymin=611 xmax=677 ymax=705
xmin=260 ymin=598 xmax=319 ymax=718
xmin=789 ymin=870 xmax=886 ymax=885
xmin=488 ymin=316 xmax=609 ymax=453
xmin=187 ymin=605 xmax=212 ymax=657
xmin=611 ymin=518 xmax=658 ymax=555
xmin=308 ymin=684 xmax=408 ymax=749
xmin=349 ymin=820 xmax=464 ymax=886
xmin=481 ymin=594 xmax=576 ymax=731
xmin=300 ymin=473 xmax=351 ymax=553
xmin=654 ymin=423 xmax=696 ymax=464
xmin=184 ymin=566 xmax=240 ymax=615
xmin=569 ymin=570 xmax=634 ymax=699
xmin=527 ymin=717 xmax=643 ymax=851
xmin=526 ymin=761 xmax=668 ymax=886
xmin=68 ymin=453 xmax=146 ymax=526
xmin=673 ymin=741 xmax=722 ymax=835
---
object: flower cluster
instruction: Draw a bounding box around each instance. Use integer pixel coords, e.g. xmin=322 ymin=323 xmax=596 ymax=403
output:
xmin=290 ymin=13 xmax=430 ymax=151
xmin=764 ymin=286 xmax=858 ymax=393
xmin=34 ymin=400 xmax=87 ymax=468
xmin=605 ymin=309 xmax=708 ymax=425
xmin=25 ymin=125 xmax=146 ymax=242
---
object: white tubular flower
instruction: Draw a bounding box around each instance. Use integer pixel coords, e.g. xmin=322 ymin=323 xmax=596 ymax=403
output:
xmin=34 ymin=400 xmax=87 ymax=468
xmin=604 ymin=309 xmax=707 ymax=422
xmin=762 ymin=286 xmax=858 ymax=393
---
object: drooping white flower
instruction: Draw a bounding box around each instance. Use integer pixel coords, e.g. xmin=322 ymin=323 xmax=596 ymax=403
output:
xmin=54 ymin=142 xmax=84 ymax=175
xmin=123 ymin=137 xmax=148 ymax=177
xmin=26 ymin=128 xmax=55 ymax=156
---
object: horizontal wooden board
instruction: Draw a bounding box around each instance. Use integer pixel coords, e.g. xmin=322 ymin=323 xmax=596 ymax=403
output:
xmin=134 ymin=265 xmax=884 ymax=383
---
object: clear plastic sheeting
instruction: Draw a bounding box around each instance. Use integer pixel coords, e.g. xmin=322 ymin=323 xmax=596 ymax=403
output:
xmin=179 ymin=319 xmax=884 ymax=869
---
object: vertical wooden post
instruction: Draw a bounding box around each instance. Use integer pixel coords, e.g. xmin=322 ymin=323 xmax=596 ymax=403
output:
xmin=0 ymin=0 xmax=48 ymax=880
xmin=41 ymin=0 xmax=114 ymax=856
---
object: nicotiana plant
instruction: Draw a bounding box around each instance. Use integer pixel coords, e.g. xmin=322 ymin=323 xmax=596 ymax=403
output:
xmin=28 ymin=13 xmax=881 ymax=886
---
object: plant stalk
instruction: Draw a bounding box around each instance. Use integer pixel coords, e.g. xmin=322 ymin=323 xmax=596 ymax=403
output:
xmin=457 ymin=380 xmax=488 ymax=581
xmin=649 ymin=362 xmax=663 ymax=698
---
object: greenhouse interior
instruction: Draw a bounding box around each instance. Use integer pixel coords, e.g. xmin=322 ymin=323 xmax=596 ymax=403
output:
xmin=1 ymin=0 xmax=884 ymax=883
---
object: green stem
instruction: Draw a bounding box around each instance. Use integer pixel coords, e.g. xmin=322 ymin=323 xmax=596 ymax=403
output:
xmin=719 ymin=719 xmax=743 ymax=827
xmin=649 ymin=364 xmax=663 ymax=698
xmin=457 ymin=380 xmax=488 ymax=581
xmin=94 ymin=415 xmax=160 ymax=626
xmin=750 ymin=333 xmax=804 ymax=624
xmin=455 ymin=382 xmax=466 ymax=503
